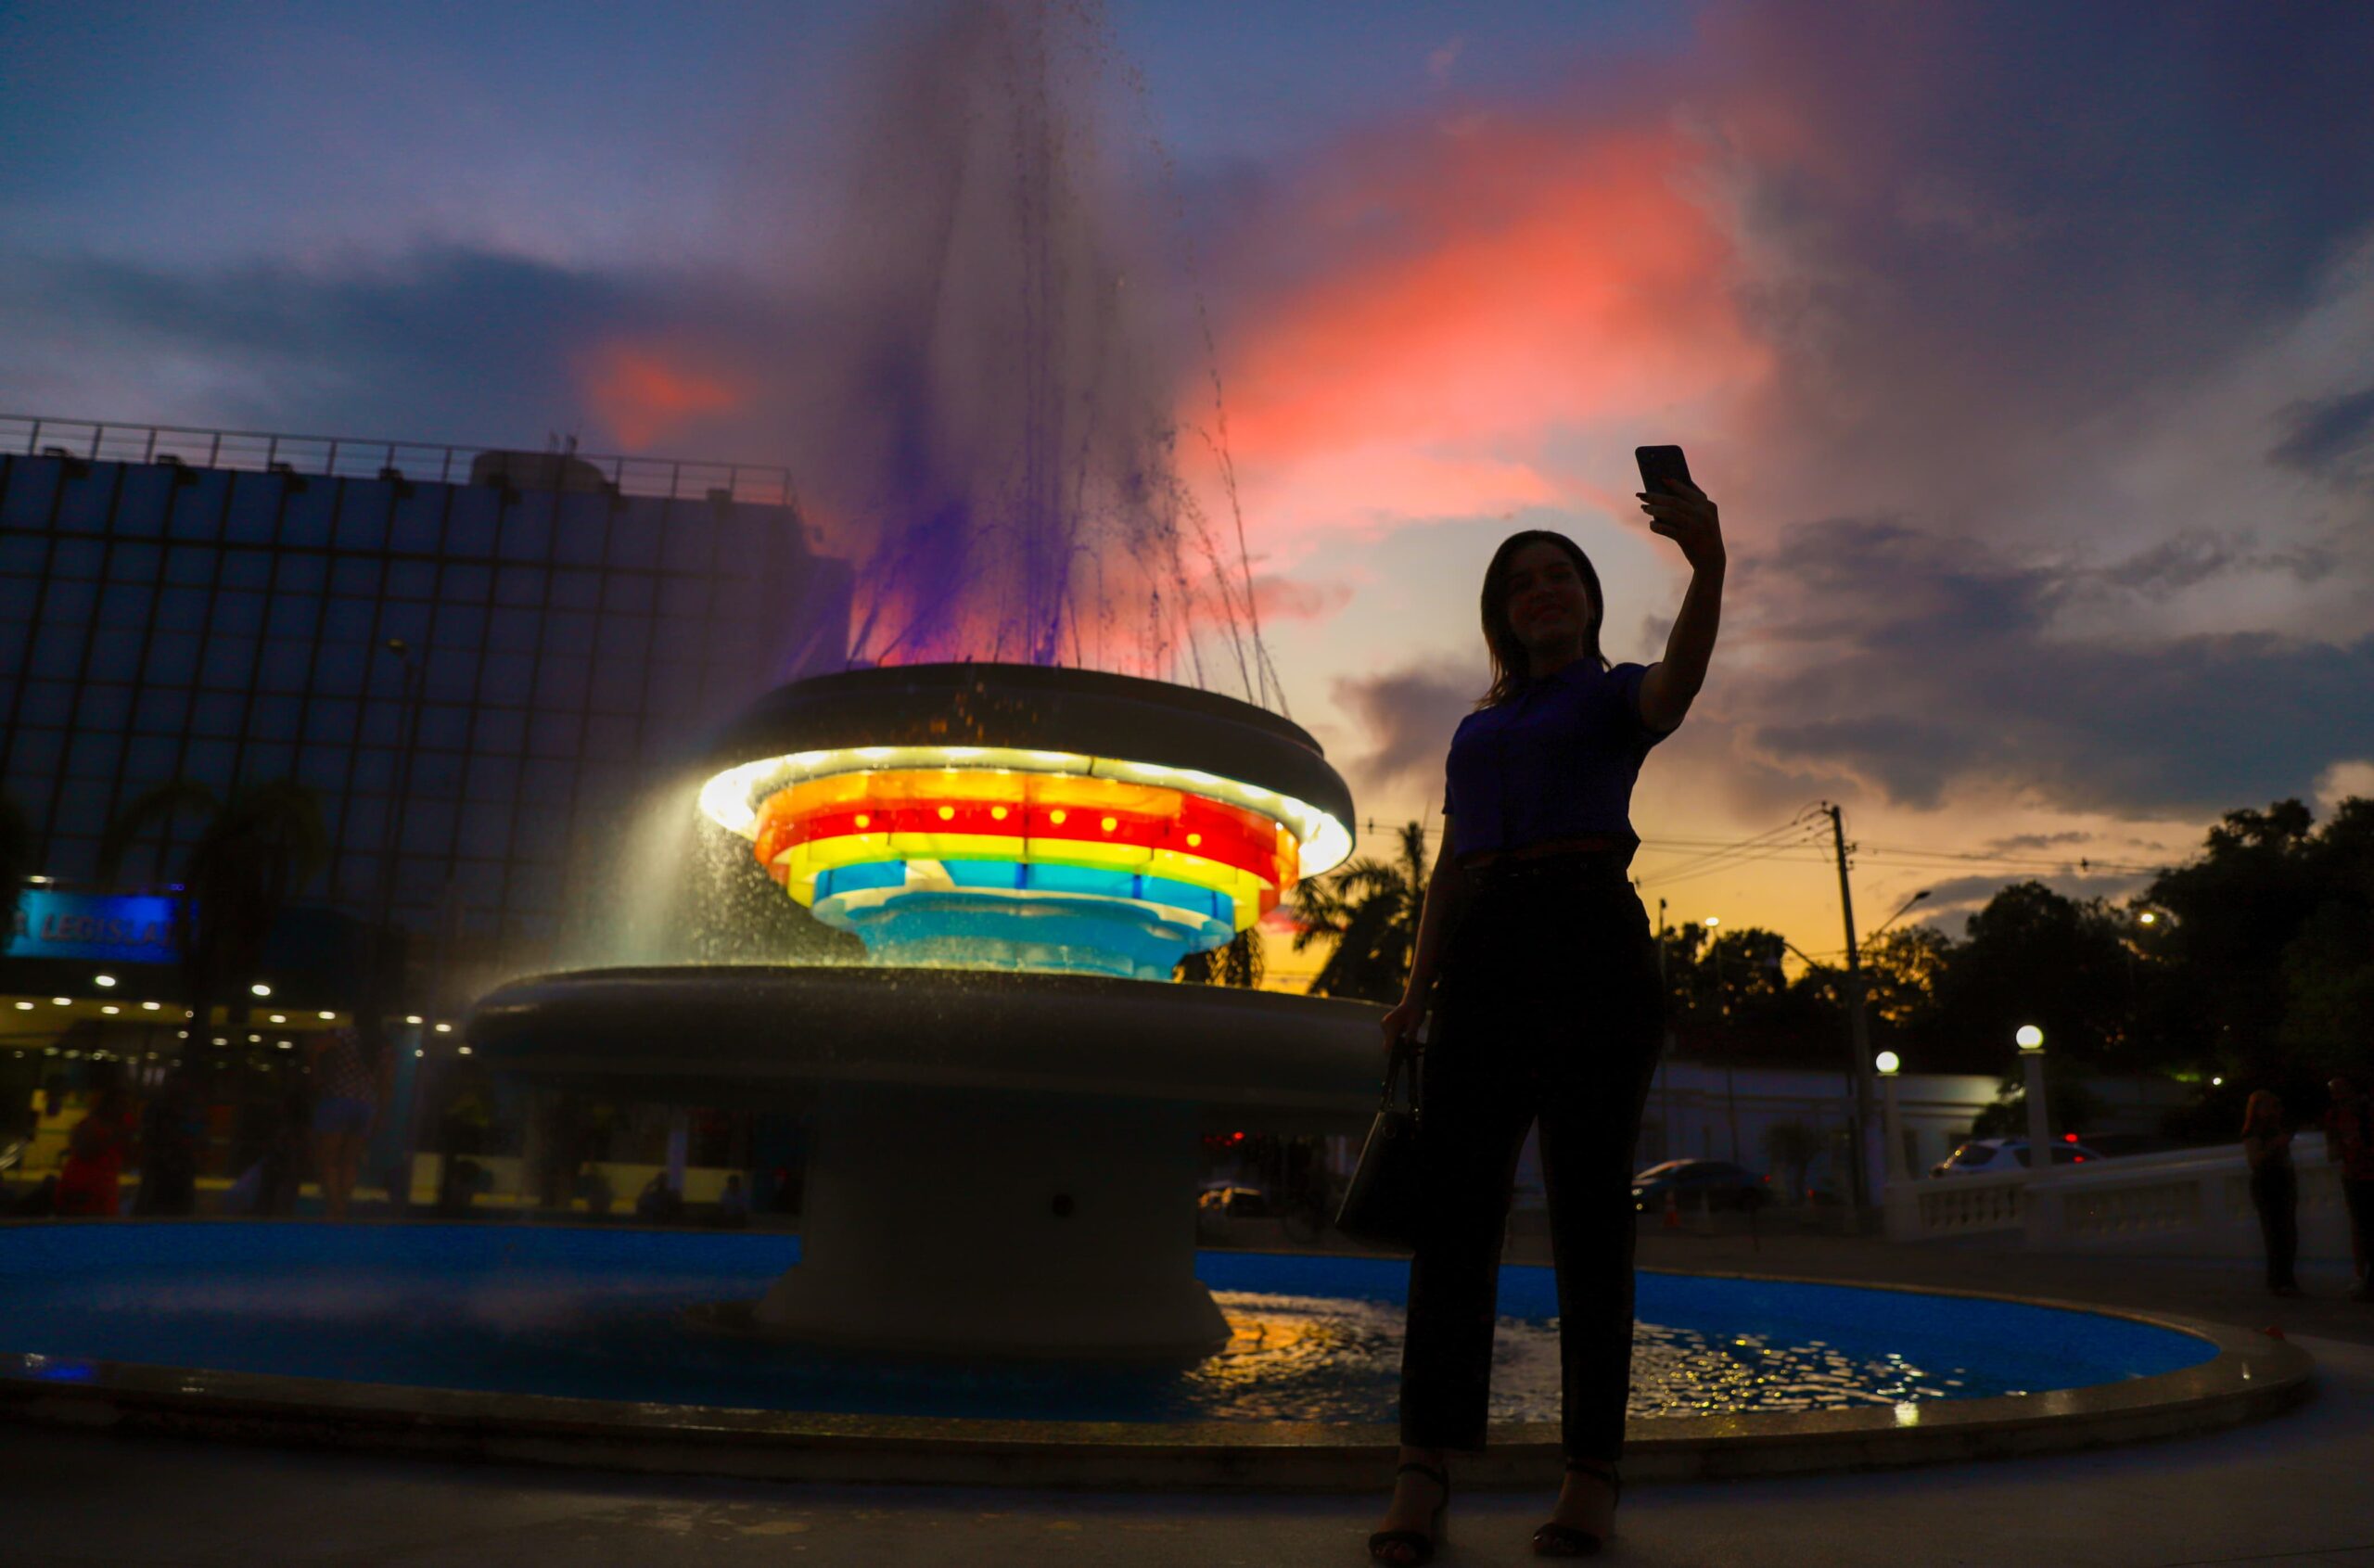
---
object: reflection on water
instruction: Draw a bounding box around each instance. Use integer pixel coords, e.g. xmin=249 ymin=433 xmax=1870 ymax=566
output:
xmin=1186 ymin=1292 xmax=2001 ymax=1424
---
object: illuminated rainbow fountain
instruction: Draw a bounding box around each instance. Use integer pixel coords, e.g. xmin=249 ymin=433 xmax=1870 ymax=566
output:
xmin=468 ymin=662 xmax=1379 ymax=1358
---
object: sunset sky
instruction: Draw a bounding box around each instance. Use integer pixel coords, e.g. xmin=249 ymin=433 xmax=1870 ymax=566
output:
xmin=6 ymin=1 xmax=2371 ymax=975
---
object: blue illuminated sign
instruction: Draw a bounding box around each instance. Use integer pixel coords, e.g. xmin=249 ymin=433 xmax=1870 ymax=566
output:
xmin=7 ymin=891 xmax=180 ymax=963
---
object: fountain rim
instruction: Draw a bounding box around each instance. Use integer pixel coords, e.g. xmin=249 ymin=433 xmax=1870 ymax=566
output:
xmin=0 ymin=1228 xmax=2312 ymax=1490
xmin=464 ymin=963 xmax=1387 ymax=1116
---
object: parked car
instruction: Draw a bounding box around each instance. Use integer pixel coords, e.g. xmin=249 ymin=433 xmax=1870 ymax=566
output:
xmin=1630 ymin=1160 xmax=1772 ymax=1213
xmin=1930 ymin=1137 xmax=2107 ymax=1178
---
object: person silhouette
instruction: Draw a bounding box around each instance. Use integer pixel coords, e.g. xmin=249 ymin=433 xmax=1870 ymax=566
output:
xmin=1368 ymin=476 xmax=1725 ymax=1564
xmin=55 ymin=1081 xmax=135 ymax=1218
xmin=2323 ymin=1075 xmax=2374 ymax=1301
xmin=2243 ymin=1090 xmax=2301 ymax=1297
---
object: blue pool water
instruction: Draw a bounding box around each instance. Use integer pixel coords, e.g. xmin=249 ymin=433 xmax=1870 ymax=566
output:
xmin=0 ymin=1224 xmax=2214 ymax=1423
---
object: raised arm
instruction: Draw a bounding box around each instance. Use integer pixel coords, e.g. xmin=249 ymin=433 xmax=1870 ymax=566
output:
xmin=1637 ymin=476 xmax=1725 ymax=733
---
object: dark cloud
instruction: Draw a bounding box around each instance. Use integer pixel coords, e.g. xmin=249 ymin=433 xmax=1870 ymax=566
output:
xmin=1913 ymin=870 xmax=2156 ymax=936
xmin=0 ymin=245 xmax=721 ymax=449
xmin=2269 ymin=384 xmax=2374 ymax=478
xmin=2065 ymin=531 xmax=2338 ymax=602
xmin=1748 ymin=716 xmax=1972 ymax=810
xmin=1980 ymin=831 xmax=2096 ymax=855
xmin=1730 ymin=516 xmax=2374 ymax=817
xmin=1328 ymin=661 xmax=1482 ymax=803
xmin=2089 ymin=535 xmax=2240 ymax=600
xmin=1696 ymin=2 xmax=2374 ymax=535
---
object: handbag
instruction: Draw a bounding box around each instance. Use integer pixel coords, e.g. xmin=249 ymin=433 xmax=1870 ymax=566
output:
xmin=1334 ymin=1028 xmax=1425 ymax=1252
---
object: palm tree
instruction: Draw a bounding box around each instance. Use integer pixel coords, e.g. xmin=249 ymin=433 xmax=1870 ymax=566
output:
xmin=1176 ymin=927 xmax=1265 ymax=988
xmin=99 ymin=780 xmax=329 ymax=1039
xmin=1290 ymin=821 xmax=1431 ymax=1003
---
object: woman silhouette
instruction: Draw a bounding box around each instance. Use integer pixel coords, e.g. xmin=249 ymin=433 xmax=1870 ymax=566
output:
xmin=1366 ymin=476 xmax=1724 ymax=1563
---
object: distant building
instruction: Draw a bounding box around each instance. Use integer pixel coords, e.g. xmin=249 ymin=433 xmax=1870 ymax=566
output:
xmin=0 ymin=416 xmax=848 ymax=1014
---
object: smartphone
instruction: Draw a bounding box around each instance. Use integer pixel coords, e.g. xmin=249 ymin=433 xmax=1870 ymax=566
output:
xmin=1635 ymin=444 xmax=1694 ymax=497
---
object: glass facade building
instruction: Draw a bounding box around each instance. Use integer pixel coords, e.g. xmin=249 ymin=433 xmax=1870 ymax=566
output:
xmin=0 ymin=417 xmax=848 ymax=979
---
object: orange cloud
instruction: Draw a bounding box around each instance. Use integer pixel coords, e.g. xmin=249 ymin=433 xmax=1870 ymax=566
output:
xmin=1209 ymin=110 xmax=1773 ymax=542
xmin=578 ymin=338 xmax=748 ymax=450
xmin=1249 ymin=572 xmax=1357 ymax=624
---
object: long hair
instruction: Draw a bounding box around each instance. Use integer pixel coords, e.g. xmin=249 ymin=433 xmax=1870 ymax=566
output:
xmin=2242 ymin=1089 xmax=2283 ymax=1139
xmin=1477 ymin=529 xmax=1609 ymax=708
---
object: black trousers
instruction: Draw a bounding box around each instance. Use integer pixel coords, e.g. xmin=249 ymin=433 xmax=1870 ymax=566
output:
xmin=1398 ymin=850 xmax=1664 ymax=1462
xmin=2251 ymin=1164 xmax=2299 ymax=1290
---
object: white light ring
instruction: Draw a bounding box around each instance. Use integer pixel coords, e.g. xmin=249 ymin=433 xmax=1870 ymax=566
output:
xmin=700 ymin=746 xmax=1351 ymax=880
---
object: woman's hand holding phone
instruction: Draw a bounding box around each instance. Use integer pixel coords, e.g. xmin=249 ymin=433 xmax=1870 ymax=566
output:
xmin=1635 ymin=444 xmax=1725 ymax=576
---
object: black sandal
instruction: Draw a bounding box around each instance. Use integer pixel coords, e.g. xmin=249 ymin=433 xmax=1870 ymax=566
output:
xmin=1368 ymin=1460 xmax=1449 ymax=1566
xmin=1532 ymin=1458 xmax=1619 ymax=1558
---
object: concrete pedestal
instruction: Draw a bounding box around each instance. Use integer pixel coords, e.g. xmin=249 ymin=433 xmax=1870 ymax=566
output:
xmin=753 ymin=1084 xmax=1227 ymax=1358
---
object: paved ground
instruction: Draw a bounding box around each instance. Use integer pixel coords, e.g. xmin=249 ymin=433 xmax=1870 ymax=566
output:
xmin=1 ymin=1335 xmax=2368 ymax=1565
xmin=5 ymin=1227 xmax=2371 ymax=1566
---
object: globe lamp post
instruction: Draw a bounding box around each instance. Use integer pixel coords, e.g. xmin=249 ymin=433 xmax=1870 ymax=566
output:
xmin=2017 ymin=1026 xmax=2050 ymax=1176
xmin=1875 ymin=1049 xmax=1917 ymax=1238
xmin=1875 ymin=1051 xmax=1907 ymax=1183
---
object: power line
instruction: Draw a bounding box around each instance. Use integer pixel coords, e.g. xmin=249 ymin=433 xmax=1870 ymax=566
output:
xmin=1628 ymin=809 xmax=1828 ymax=884
xmin=1635 ymin=835 xmax=1831 ymax=892
xmin=1345 ymin=818 xmax=2172 ymax=883
xmin=1632 ymin=813 xmax=1830 ymax=887
xmin=1852 ymin=845 xmax=2165 ymax=875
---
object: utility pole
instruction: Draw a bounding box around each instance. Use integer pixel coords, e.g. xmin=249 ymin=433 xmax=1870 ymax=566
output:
xmin=1826 ymin=802 xmax=1875 ymax=1228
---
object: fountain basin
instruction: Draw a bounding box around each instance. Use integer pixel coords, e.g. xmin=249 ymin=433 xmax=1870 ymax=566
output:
xmin=0 ymin=1222 xmax=2312 ymax=1488
xmin=470 ymin=965 xmax=1382 ymax=1356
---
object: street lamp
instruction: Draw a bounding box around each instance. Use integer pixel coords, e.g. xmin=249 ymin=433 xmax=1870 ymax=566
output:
xmin=1704 ymin=915 xmax=1724 ymax=1008
xmin=1868 ymin=889 xmax=1932 ymax=943
xmin=2016 ymin=1025 xmax=2050 ymax=1174
xmin=1876 ymin=1052 xmax=1908 ymax=1189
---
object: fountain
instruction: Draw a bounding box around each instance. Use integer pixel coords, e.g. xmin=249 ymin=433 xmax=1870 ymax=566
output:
xmin=468 ymin=659 xmax=1375 ymax=1358
xmin=0 ymin=0 xmax=2315 ymax=1493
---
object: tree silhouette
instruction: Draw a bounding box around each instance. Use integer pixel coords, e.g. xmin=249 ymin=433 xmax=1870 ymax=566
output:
xmin=99 ymin=780 xmax=328 ymax=1038
xmin=1290 ymin=821 xmax=1429 ymax=1003
xmin=1176 ymin=927 xmax=1265 ymax=988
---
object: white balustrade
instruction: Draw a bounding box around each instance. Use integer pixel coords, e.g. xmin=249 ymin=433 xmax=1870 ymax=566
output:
xmin=1883 ymin=1133 xmax=2361 ymax=1260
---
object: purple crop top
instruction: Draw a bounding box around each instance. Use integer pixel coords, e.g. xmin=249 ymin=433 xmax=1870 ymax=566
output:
xmin=1441 ymin=660 xmax=1675 ymax=857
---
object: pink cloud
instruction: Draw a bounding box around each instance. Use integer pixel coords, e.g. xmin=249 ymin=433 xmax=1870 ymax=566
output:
xmin=577 ymin=338 xmax=748 ymax=449
xmin=1206 ymin=110 xmax=1775 ymax=546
